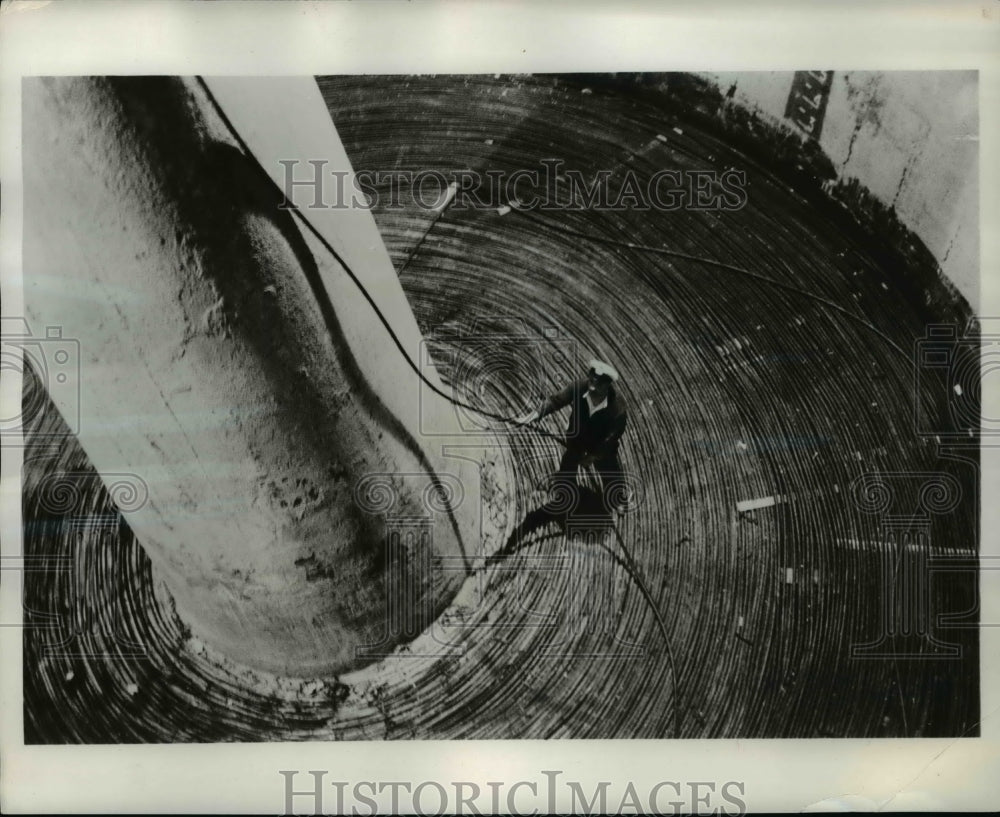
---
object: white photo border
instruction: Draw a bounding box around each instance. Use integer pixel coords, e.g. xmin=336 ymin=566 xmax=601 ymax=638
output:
xmin=1 ymin=1 xmax=997 ymax=813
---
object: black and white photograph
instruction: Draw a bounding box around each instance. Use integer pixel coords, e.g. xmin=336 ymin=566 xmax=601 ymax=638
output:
xmin=1 ymin=1 xmax=997 ymax=814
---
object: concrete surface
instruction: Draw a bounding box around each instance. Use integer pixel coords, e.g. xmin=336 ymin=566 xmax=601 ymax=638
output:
xmin=22 ymin=76 xmax=504 ymax=676
xmin=708 ymin=71 xmax=978 ymax=311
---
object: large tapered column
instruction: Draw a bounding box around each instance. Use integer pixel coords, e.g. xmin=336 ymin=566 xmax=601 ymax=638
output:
xmin=22 ymin=76 xmax=496 ymax=675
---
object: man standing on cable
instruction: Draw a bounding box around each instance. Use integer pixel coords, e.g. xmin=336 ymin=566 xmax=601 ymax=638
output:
xmin=519 ymin=359 xmax=629 ymax=516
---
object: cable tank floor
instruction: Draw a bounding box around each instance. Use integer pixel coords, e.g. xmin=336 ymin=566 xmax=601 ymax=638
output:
xmin=23 ymin=73 xmax=978 ymax=741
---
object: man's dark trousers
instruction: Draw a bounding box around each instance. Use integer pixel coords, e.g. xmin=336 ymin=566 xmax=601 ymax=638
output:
xmin=554 ymin=445 xmax=626 ymax=515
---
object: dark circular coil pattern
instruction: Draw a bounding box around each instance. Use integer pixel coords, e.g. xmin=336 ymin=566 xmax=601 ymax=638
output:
xmin=22 ymin=74 xmax=979 ymax=742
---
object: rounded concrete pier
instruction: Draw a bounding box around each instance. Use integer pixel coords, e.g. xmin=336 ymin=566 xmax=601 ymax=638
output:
xmin=22 ymin=76 xmax=495 ymax=675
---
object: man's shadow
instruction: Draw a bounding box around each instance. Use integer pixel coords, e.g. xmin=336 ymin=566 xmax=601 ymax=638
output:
xmin=485 ymin=481 xmax=615 ymax=568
